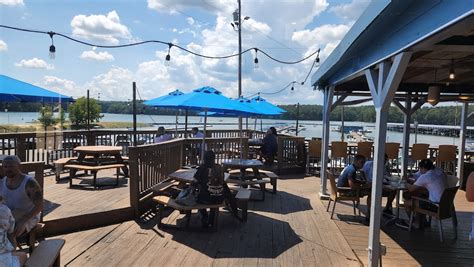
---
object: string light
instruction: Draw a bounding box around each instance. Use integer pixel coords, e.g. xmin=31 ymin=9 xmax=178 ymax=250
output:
xmin=253 ymin=48 xmax=259 ymax=69
xmin=449 ymin=59 xmax=455 ymax=80
xmin=48 ymin=31 xmax=56 ymax=59
xmin=165 ymin=43 xmax=172 ymax=66
xmin=0 ymin=24 xmax=320 ymax=65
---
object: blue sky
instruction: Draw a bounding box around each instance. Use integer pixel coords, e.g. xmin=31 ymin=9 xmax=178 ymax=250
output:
xmin=0 ymin=0 xmax=371 ymax=104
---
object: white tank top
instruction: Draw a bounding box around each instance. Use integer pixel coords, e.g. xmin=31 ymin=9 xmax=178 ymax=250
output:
xmin=0 ymin=175 xmax=40 ymax=222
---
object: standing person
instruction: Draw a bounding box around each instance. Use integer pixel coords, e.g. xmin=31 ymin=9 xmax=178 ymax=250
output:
xmin=0 ymin=156 xmax=42 ymax=245
xmin=154 ymin=126 xmax=172 ymax=143
xmin=260 ymin=128 xmax=278 ymax=166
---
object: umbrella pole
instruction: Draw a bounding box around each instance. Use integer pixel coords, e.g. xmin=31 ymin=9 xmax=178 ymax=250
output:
xmin=185 ymin=110 xmax=188 ymax=138
xmin=201 ymin=110 xmax=207 ymax=161
xmin=175 ymin=111 xmax=178 ymax=137
xmin=240 ymin=117 xmax=243 ymax=159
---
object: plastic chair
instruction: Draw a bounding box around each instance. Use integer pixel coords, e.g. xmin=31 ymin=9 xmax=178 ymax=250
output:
xmin=409 ymin=186 xmax=459 ymax=242
xmin=385 ymin=142 xmax=400 ymax=175
xmin=330 ymin=141 xmax=348 ymax=174
xmin=326 ymin=170 xmax=361 ymax=219
xmin=409 ymin=143 xmax=430 ymax=172
xmin=306 ymin=139 xmax=322 ymax=175
xmin=436 ymin=145 xmax=457 ymax=175
xmin=357 ymin=141 xmax=373 ymax=159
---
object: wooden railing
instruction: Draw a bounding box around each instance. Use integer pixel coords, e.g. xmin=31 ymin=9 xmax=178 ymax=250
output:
xmin=277 ymin=136 xmax=306 ymax=173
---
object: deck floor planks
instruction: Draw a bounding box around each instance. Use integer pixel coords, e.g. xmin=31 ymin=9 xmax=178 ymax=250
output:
xmin=42 ymin=170 xmax=130 ymax=221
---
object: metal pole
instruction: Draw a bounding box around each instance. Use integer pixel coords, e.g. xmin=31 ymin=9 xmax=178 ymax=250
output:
xmin=457 ymin=102 xmax=468 ymax=181
xmin=132 ymin=82 xmax=137 ymax=146
xmin=401 ymin=95 xmax=412 ymax=178
xmin=86 ymin=89 xmax=90 ymax=131
xmin=295 ymin=103 xmax=300 ymax=136
xmin=341 ymin=103 xmax=345 ymax=141
xmin=414 ymin=120 xmax=418 ymax=144
xmin=238 ymin=0 xmax=243 ymax=134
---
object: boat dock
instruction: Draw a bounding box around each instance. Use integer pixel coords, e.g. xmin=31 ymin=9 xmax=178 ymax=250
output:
xmin=387 ymin=123 xmax=474 ymax=138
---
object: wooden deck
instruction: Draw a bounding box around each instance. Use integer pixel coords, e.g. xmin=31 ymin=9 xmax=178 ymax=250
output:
xmin=43 ymin=170 xmax=130 ymax=221
xmin=42 ymin=173 xmax=474 ymax=266
xmin=50 ymin=175 xmax=361 ymax=266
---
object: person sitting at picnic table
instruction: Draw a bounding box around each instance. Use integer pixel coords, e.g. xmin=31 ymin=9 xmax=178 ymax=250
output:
xmin=403 ymin=158 xmax=447 ymax=228
xmin=191 ymin=127 xmax=204 ymax=138
xmin=260 ymin=128 xmax=278 ymax=166
xmin=0 ymin=156 xmax=43 ymax=246
xmin=269 ymin=126 xmax=278 ymax=137
xmin=154 ymin=126 xmax=172 ymax=143
xmin=362 ymin=154 xmax=397 ymax=215
xmin=193 ymin=151 xmax=234 ymax=228
xmin=337 ymin=154 xmax=371 ymax=218
xmin=0 ymin=198 xmax=27 ymax=267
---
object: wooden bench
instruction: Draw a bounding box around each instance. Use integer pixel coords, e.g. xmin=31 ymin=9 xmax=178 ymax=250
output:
xmin=53 ymin=156 xmax=95 ymax=182
xmin=153 ymin=189 xmax=251 ymax=231
xmin=25 ymin=239 xmax=65 ymax=267
xmin=64 ymin=163 xmax=126 ymax=189
xmin=228 ymin=168 xmax=278 ymax=194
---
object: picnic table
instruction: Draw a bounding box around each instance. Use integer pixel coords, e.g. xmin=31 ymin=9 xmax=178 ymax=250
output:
xmin=168 ymin=168 xmax=230 ymax=184
xmin=222 ymin=158 xmax=263 ymax=180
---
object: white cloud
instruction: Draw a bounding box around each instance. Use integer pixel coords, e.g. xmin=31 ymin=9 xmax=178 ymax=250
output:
xmin=43 ymin=76 xmax=82 ymax=97
xmin=0 ymin=40 xmax=7 ymax=51
xmin=80 ymin=50 xmax=115 ymax=62
xmin=15 ymin=58 xmax=54 ymax=70
xmin=147 ymin=0 xmax=232 ymax=15
xmin=84 ymin=67 xmax=135 ymax=101
xmin=70 ymin=10 xmax=131 ymax=45
xmin=243 ymin=18 xmax=272 ymax=35
xmin=186 ymin=17 xmax=195 ymax=25
xmin=329 ymin=0 xmax=370 ymax=21
xmin=292 ymin=24 xmax=350 ymax=59
xmin=0 ymin=0 xmax=23 ymax=6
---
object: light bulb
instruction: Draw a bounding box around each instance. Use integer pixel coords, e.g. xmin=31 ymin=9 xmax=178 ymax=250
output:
xmin=49 ymin=45 xmax=55 ymax=59
xmin=254 ymin=57 xmax=259 ymax=69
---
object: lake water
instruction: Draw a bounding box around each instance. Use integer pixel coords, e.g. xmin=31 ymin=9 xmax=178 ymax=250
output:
xmin=0 ymin=112 xmax=469 ymax=146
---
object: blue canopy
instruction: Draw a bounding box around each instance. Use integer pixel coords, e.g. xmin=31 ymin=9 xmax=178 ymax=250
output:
xmin=0 ymin=75 xmax=73 ymax=102
xmin=250 ymin=96 xmax=286 ymax=115
xmin=143 ymin=89 xmax=184 ymax=106
xmin=156 ymin=86 xmax=258 ymax=115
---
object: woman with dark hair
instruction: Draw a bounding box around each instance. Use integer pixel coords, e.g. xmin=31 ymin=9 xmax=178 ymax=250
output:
xmin=193 ymin=151 xmax=225 ymax=228
xmin=269 ymin=127 xmax=278 ymax=137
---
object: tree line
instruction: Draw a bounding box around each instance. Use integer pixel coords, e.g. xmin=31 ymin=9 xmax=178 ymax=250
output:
xmin=2 ymin=100 xmax=472 ymax=126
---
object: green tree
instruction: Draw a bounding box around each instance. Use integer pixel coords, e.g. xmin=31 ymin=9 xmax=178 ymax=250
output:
xmin=38 ymin=106 xmax=57 ymax=128
xmin=68 ymin=97 xmax=103 ymax=126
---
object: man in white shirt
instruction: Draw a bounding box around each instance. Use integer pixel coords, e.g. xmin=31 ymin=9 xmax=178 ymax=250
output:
xmin=404 ymin=159 xmax=447 ymax=227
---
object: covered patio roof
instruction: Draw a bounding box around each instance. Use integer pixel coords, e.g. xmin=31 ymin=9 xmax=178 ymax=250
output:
xmin=309 ymin=1 xmax=473 ymax=266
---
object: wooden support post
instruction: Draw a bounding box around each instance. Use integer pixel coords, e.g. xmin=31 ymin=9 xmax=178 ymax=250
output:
xmin=365 ymin=52 xmax=411 ymax=267
xmin=457 ymin=102 xmax=468 ymax=181
xmin=401 ymin=95 xmax=412 ymax=178
xmin=319 ymin=86 xmax=334 ymax=199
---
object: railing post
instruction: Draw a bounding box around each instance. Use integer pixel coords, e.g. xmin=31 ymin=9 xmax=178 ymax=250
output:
xmin=277 ymin=137 xmax=283 ymax=174
xmin=87 ymin=130 xmax=96 ymax=146
xmin=128 ymin=146 xmax=140 ymax=217
xmin=16 ymin=136 xmax=27 ymax=162
xmin=242 ymin=138 xmax=249 ymax=159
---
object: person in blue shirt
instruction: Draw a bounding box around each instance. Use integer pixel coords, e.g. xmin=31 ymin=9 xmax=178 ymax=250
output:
xmin=337 ymin=154 xmax=372 ymax=218
xmin=362 ymin=154 xmax=397 ymax=214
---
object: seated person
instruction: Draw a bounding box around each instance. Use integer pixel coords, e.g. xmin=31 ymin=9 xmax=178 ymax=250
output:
xmin=193 ymin=151 xmax=235 ymax=228
xmin=362 ymin=154 xmax=397 ymax=214
xmin=337 ymin=154 xmax=371 ymax=217
xmin=260 ymin=129 xmax=278 ymax=165
xmin=0 ymin=156 xmax=42 ymax=246
xmin=154 ymin=126 xmax=172 ymax=143
xmin=0 ymin=199 xmax=27 ymax=267
xmin=404 ymin=158 xmax=447 ymax=227
xmin=191 ymin=127 xmax=204 ymax=138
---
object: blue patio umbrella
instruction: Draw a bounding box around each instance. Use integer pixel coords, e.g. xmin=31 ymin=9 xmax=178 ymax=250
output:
xmin=157 ymin=86 xmax=258 ymax=158
xmin=0 ymin=75 xmax=73 ymax=102
xmin=144 ymin=89 xmax=184 ymax=135
xmin=250 ymin=95 xmax=286 ymax=115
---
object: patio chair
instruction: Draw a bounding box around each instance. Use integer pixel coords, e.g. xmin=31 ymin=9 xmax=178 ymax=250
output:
xmin=436 ymin=145 xmax=457 ymax=175
xmin=306 ymin=139 xmax=321 ymax=175
xmin=408 ymin=186 xmax=459 ymax=242
xmin=409 ymin=143 xmax=430 ymax=172
xmin=357 ymin=141 xmax=373 ymax=159
xmin=326 ymin=170 xmax=361 ymax=219
xmin=385 ymin=142 xmax=400 ymax=175
xmin=330 ymin=141 xmax=348 ymax=175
